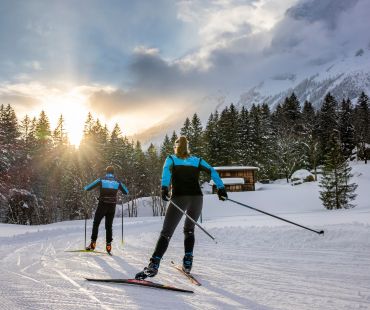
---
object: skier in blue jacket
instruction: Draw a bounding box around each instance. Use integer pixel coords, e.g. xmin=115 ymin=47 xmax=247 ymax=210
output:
xmin=136 ymin=136 xmax=227 ymax=279
xmin=84 ymin=166 xmax=129 ymax=254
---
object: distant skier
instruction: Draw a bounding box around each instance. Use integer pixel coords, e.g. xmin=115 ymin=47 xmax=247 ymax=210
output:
xmin=135 ymin=136 xmax=227 ymax=279
xmin=84 ymin=166 xmax=129 ymax=254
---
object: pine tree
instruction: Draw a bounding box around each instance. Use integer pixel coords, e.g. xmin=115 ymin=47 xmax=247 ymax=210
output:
xmin=35 ymin=111 xmax=51 ymax=144
xmin=249 ymin=104 xmax=274 ymax=179
xmin=189 ymin=113 xmax=203 ymax=156
xmin=236 ymin=107 xmax=252 ymax=165
xmin=203 ymin=111 xmax=220 ymax=165
xmin=0 ymin=104 xmax=20 ymax=174
xmin=217 ymin=104 xmax=239 ymax=165
xmin=160 ymin=134 xmax=173 ymax=162
xmin=318 ymin=93 xmax=339 ymax=158
xmin=301 ymin=101 xmax=319 ymax=171
xmin=53 ymin=114 xmax=69 ymax=147
xmin=354 ymin=92 xmax=370 ymax=163
xmin=319 ymin=134 xmax=357 ymax=209
xmin=339 ymin=99 xmax=355 ymax=160
xmin=281 ymin=93 xmax=302 ymax=134
xmin=180 ymin=117 xmax=191 ymax=138
xmin=170 ymin=131 xmax=178 ymax=145
xmin=0 ymin=104 xmax=19 ymax=144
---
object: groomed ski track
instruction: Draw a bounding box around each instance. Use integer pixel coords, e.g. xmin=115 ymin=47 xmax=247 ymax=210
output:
xmin=1 ymin=217 xmax=369 ymax=309
xmin=1 ymin=163 xmax=370 ymax=309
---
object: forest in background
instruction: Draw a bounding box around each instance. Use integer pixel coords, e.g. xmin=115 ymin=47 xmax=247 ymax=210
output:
xmin=0 ymin=91 xmax=369 ymax=224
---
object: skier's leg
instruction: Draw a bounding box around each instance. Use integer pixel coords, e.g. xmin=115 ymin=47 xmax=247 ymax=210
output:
xmin=91 ymin=202 xmax=105 ymax=242
xmin=105 ymin=204 xmax=116 ymax=244
xmin=136 ymin=196 xmax=188 ymax=280
xmin=152 ymin=196 xmax=188 ymax=258
xmin=183 ymin=196 xmax=203 ymax=272
xmin=183 ymin=196 xmax=203 ymax=253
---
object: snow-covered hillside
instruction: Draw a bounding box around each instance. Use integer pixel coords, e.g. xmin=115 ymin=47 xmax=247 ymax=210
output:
xmin=0 ymin=162 xmax=369 ymax=309
xmin=238 ymin=48 xmax=370 ymax=110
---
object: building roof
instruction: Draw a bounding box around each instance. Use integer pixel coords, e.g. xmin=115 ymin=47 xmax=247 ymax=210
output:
xmin=214 ymin=166 xmax=259 ymax=171
xmin=210 ymin=178 xmax=245 ymax=185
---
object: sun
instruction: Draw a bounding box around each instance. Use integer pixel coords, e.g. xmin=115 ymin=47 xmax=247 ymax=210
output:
xmin=40 ymin=88 xmax=90 ymax=147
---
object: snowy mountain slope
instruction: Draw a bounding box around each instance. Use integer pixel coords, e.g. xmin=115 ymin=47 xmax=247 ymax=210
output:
xmin=0 ymin=162 xmax=369 ymax=309
xmin=238 ymin=48 xmax=370 ymax=109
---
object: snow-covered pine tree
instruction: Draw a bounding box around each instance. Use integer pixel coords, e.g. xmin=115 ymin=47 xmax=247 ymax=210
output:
xmin=236 ymin=106 xmax=252 ymax=165
xmin=0 ymin=104 xmax=20 ymax=174
xmin=317 ymin=93 xmax=339 ymax=160
xmin=319 ymin=134 xmax=357 ymax=210
xmin=354 ymin=92 xmax=370 ymax=163
xmin=339 ymin=99 xmax=356 ymax=160
xmin=301 ymin=101 xmax=320 ymax=180
xmin=282 ymin=93 xmax=302 ymax=134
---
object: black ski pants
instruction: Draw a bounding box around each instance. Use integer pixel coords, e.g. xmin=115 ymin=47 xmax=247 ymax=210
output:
xmin=152 ymin=195 xmax=203 ymax=258
xmin=91 ymin=201 xmax=116 ymax=244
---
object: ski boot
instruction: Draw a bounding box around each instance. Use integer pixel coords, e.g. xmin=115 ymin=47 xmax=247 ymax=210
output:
xmin=135 ymin=256 xmax=161 ymax=280
xmin=182 ymin=252 xmax=193 ymax=274
xmin=106 ymin=243 xmax=112 ymax=255
xmin=86 ymin=241 xmax=96 ymax=251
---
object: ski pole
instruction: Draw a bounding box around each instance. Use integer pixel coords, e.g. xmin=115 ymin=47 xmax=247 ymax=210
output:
xmin=84 ymin=214 xmax=87 ymax=248
xmin=169 ymin=199 xmax=217 ymax=243
xmin=121 ymin=201 xmax=124 ymax=247
xmin=226 ymin=198 xmax=324 ymax=235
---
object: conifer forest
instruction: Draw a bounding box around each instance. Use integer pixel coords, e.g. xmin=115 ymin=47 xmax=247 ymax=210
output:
xmin=1 ymin=92 xmax=369 ymax=224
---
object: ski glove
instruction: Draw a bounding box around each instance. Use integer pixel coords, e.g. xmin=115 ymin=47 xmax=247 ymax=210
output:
xmin=161 ymin=186 xmax=170 ymax=201
xmin=217 ymin=188 xmax=228 ymax=201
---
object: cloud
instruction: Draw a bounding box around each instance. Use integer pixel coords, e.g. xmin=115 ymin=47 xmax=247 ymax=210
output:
xmin=127 ymin=0 xmax=370 ymax=100
xmin=2 ymin=0 xmax=370 ymax=134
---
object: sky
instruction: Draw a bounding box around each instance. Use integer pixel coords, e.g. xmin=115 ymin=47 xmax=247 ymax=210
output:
xmin=0 ymin=0 xmax=369 ymax=145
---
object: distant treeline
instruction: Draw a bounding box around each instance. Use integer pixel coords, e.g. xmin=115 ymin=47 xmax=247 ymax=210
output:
xmin=0 ymin=91 xmax=369 ymax=224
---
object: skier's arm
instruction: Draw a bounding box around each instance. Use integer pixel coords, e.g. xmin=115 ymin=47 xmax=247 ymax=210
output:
xmin=119 ymin=182 xmax=129 ymax=195
xmin=161 ymin=156 xmax=174 ymax=188
xmin=84 ymin=178 xmax=101 ymax=191
xmin=199 ymin=159 xmax=225 ymax=189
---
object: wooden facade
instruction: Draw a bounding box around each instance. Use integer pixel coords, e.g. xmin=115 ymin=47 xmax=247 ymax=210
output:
xmin=212 ymin=166 xmax=259 ymax=192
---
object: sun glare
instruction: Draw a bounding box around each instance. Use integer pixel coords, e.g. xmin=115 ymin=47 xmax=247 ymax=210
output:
xmin=40 ymin=89 xmax=89 ymax=147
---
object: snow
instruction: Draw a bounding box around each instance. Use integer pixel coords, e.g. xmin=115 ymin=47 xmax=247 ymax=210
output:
xmin=0 ymin=162 xmax=370 ymax=309
xmin=209 ymin=178 xmax=245 ymax=185
xmin=290 ymin=169 xmax=314 ymax=185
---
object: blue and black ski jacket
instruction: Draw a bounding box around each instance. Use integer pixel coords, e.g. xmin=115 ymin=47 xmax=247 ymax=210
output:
xmin=84 ymin=173 xmax=129 ymax=204
xmin=161 ymin=155 xmax=225 ymax=196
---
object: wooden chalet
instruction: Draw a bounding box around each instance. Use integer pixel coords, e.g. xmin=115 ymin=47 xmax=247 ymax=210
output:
xmin=210 ymin=166 xmax=259 ymax=192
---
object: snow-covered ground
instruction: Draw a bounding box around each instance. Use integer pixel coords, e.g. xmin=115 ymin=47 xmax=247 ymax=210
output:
xmin=1 ymin=162 xmax=370 ymax=309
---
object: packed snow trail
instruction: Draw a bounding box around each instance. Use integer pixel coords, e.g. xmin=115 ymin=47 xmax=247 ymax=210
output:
xmin=1 ymin=163 xmax=370 ymax=309
xmin=1 ymin=217 xmax=370 ymax=309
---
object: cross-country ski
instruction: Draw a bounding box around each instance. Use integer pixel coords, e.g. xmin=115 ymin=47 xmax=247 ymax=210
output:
xmin=85 ymin=278 xmax=194 ymax=293
xmin=170 ymin=261 xmax=202 ymax=286
xmin=64 ymin=249 xmax=110 ymax=255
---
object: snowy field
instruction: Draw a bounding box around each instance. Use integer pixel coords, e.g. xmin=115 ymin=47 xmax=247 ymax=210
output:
xmin=0 ymin=163 xmax=370 ymax=310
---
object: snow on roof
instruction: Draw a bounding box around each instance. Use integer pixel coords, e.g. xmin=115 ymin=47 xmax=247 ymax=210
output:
xmin=210 ymin=178 xmax=245 ymax=185
xmin=214 ymin=166 xmax=259 ymax=171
